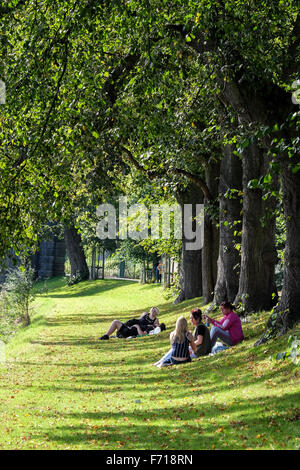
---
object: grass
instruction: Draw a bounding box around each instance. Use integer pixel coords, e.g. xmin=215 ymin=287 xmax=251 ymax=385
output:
xmin=0 ymin=277 xmax=299 ymax=450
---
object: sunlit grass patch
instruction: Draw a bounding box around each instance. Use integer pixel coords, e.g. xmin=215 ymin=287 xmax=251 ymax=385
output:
xmin=0 ymin=277 xmax=299 ymax=450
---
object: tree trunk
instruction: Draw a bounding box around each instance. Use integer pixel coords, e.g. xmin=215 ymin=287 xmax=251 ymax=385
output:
xmin=213 ymin=145 xmax=243 ymax=305
xmin=256 ymin=157 xmax=300 ymax=344
xmin=274 ymin=160 xmax=300 ymax=328
xmin=202 ymin=159 xmax=220 ymax=305
xmin=234 ymin=141 xmax=278 ymax=312
xmin=91 ymin=246 xmax=96 ymax=280
xmin=175 ymin=245 xmax=202 ymax=303
xmin=64 ymin=225 xmax=89 ymax=281
xmin=174 ymin=183 xmax=203 ymax=303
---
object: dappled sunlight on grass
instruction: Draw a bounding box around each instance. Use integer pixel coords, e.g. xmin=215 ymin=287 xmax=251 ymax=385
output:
xmin=0 ymin=278 xmax=299 ymax=450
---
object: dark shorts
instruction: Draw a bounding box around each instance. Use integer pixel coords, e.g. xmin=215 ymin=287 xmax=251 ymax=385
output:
xmin=117 ymin=324 xmax=138 ymax=338
xmin=170 ymin=356 xmax=191 ymax=365
xmin=164 ymin=356 xmax=192 ymax=366
xmin=125 ymin=319 xmax=140 ymax=328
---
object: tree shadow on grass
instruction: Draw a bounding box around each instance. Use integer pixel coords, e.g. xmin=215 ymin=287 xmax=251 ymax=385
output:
xmin=120 ymin=297 xmax=202 ymax=317
xmin=7 ymin=339 xmax=295 ymax=400
xmin=27 ymin=391 xmax=299 ymax=450
xmin=30 ymin=337 xmax=99 ymax=347
xmin=36 ymin=284 xmax=202 ymax=336
xmin=45 ymin=314 xmax=112 ymax=327
xmin=45 ymin=279 xmax=137 ymax=299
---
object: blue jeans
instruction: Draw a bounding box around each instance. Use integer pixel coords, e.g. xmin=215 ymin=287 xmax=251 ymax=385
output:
xmin=158 ymin=348 xmax=172 ymax=364
xmin=211 ymin=342 xmax=229 ymax=355
xmin=158 ymin=348 xmax=192 ymax=365
xmin=210 ymin=326 xmax=233 ymax=348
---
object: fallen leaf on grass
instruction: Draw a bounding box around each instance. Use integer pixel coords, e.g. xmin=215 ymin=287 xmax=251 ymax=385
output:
xmin=215 ymin=427 xmax=224 ymax=434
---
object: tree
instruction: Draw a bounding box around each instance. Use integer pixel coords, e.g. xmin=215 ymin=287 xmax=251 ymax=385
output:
xmin=0 ymin=265 xmax=36 ymax=327
xmin=1 ymin=0 xmax=299 ymax=336
xmin=64 ymin=225 xmax=89 ymax=283
xmin=164 ymin=1 xmax=299 ymax=329
xmin=213 ymin=144 xmax=243 ymax=305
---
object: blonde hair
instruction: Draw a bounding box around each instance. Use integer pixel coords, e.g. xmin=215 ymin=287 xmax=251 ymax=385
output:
xmin=170 ymin=316 xmax=188 ymax=344
xmin=150 ymin=307 xmax=159 ymax=316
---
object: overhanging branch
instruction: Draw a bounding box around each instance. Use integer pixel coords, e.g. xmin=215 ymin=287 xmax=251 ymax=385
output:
xmin=120 ymin=146 xmax=213 ymax=200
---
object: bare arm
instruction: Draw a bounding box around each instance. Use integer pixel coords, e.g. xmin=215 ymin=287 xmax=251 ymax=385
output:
xmin=189 ymin=335 xmax=197 ymax=354
xmin=134 ymin=324 xmax=147 ymax=336
xmin=194 ymin=334 xmax=203 ymax=346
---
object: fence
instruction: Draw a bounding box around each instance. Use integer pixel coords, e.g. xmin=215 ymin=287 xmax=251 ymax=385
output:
xmin=88 ymin=248 xmax=140 ymax=280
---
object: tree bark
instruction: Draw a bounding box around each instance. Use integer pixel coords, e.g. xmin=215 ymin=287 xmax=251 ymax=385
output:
xmin=255 ymin=155 xmax=300 ymax=344
xmin=64 ymin=225 xmax=89 ymax=281
xmin=173 ymin=21 xmax=300 ymax=329
xmin=234 ymin=140 xmax=278 ymax=312
xmin=174 ymin=183 xmax=203 ymax=303
xmin=213 ymin=145 xmax=243 ymax=305
xmin=274 ymin=162 xmax=300 ymax=325
xmin=202 ymin=159 xmax=220 ymax=305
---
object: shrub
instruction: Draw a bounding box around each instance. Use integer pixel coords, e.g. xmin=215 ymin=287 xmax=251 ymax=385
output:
xmin=0 ymin=266 xmax=36 ymax=338
xmin=270 ymin=334 xmax=300 ymax=365
xmin=66 ymin=271 xmax=84 ymax=286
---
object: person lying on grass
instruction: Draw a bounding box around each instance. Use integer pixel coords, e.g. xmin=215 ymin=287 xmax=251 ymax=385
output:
xmin=153 ymin=316 xmax=197 ymax=368
xmin=203 ymin=301 xmax=244 ymax=349
xmin=99 ymin=306 xmax=160 ymax=340
xmin=153 ymin=308 xmax=210 ymax=367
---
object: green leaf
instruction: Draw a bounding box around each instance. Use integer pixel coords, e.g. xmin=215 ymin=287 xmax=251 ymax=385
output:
xmin=248 ymin=179 xmax=259 ymax=189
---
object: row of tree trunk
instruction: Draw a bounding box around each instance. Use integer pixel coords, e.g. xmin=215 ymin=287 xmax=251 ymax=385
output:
xmin=175 ymin=87 xmax=300 ymax=338
xmin=176 ymin=144 xmax=278 ymax=312
xmin=63 ymin=82 xmax=299 ymax=338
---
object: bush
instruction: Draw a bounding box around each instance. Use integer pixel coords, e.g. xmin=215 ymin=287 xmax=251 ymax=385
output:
xmin=270 ymin=334 xmax=300 ymax=365
xmin=66 ymin=271 xmax=84 ymax=286
xmin=0 ymin=266 xmax=36 ymax=339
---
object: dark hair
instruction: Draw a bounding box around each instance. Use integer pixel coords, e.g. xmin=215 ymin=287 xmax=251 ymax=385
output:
xmin=190 ymin=308 xmax=202 ymax=321
xmin=160 ymin=323 xmax=166 ymax=331
xmin=220 ymin=301 xmax=234 ymax=310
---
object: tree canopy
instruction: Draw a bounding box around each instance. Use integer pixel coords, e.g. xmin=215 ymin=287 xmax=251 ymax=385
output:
xmin=0 ymin=0 xmax=299 ymax=335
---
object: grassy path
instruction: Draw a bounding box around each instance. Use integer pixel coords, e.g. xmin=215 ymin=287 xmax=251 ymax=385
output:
xmin=0 ymin=278 xmax=299 ymax=450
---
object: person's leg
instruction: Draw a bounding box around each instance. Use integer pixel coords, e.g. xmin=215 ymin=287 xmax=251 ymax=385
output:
xmin=99 ymin=320 xmax=123 ymax=339
xmin=106 ymin=320 xmax=123 ymax=336
xmin=153 ymin=348 xmax=173 ymax=366
xmin=210 ymin=326 xmax=233 ymax=348
xmin=189 ymin=346 xmax=197 ymax=359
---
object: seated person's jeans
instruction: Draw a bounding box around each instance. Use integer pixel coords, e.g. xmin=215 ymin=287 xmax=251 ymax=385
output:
xmin=210 ymin=325 xmax=233 ymax=348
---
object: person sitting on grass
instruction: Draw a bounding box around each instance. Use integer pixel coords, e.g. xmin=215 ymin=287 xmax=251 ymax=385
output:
xmin=154 ymin=316 xmax=197 ymax=368
xmin=203 ymin=301 xmax=244 ymax=349
xmin=99 ymin=306 xmax=160 ymax=340
xmin=189 ymin=308 xmax=212 ymax=358
xmin=153 ymin=308 xmax=210 ymax=367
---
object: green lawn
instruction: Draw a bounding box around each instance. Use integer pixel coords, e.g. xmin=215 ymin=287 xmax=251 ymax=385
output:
xmin=0 ymin=278 xmax=299 ymax=450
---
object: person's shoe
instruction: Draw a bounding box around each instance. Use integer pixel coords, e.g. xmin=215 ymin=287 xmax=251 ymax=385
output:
xmin=99 ymin=334 xmax=109 ymax=340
